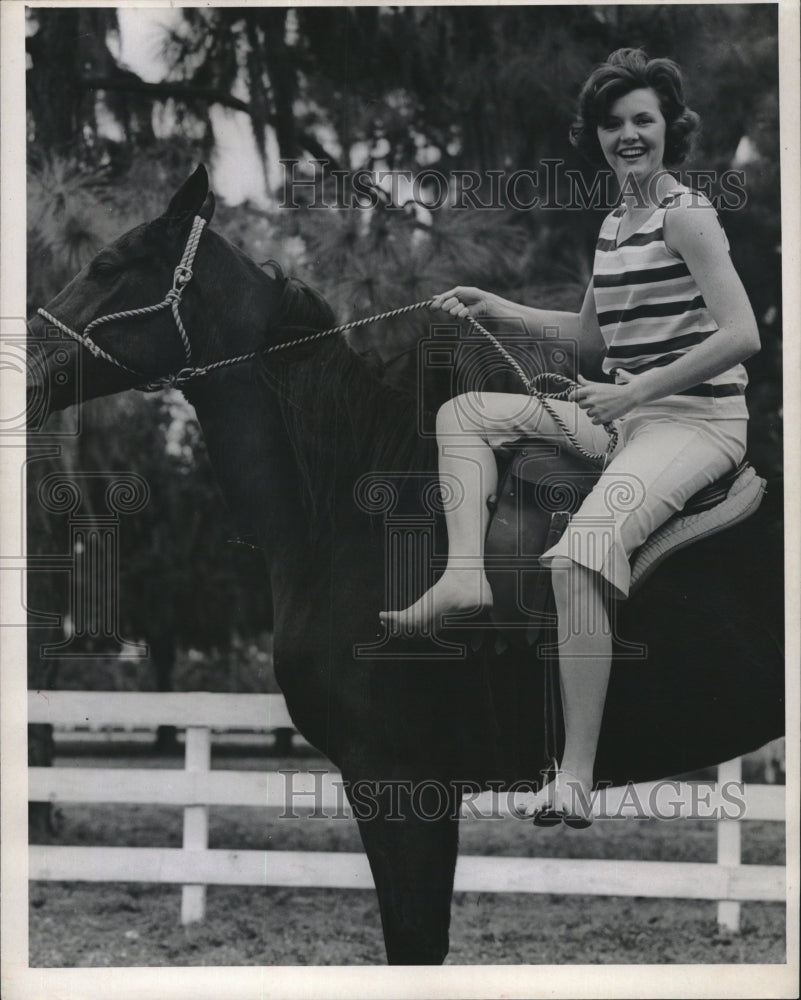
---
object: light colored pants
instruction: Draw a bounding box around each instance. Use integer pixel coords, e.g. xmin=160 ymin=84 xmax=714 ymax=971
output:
xmin=447 ymin=391 xmax=747 ymax=598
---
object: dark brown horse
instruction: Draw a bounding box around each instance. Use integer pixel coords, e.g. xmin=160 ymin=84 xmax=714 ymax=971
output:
xmin=27 ymin=167 xmax=784 ymax=964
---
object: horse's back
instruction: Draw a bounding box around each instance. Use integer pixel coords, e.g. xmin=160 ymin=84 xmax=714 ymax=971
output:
xmin=472 ymin=478 xmax=785 ymax=787
xmin=596 ymin=480 xmax=784 ymax=783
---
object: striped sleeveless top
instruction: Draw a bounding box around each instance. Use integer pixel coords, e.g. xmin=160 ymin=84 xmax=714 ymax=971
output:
xmin=593 ymin=185 xmax=748 ymax=418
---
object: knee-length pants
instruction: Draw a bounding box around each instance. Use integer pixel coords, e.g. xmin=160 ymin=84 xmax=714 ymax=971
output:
xmin=448 ymin=391 xmax=747 ymax=598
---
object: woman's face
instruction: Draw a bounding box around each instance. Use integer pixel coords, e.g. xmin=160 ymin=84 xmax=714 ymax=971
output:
xmin=596 ymin=87 xmax=667 ymax=189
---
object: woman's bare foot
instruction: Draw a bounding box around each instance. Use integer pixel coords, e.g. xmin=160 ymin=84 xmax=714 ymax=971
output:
xmin=380 ymin=568 xmax=492 ymax=633
xmin=514 ymin=767 xmax=594 ymax=825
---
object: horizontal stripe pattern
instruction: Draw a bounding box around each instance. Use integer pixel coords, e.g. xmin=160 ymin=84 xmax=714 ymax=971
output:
xmin=596 ymin=228 xmax=666 ymax=252
xmin=597 ymin=294 xmax=707 ymax=327
xmin=605 ymin=328 xmax=717 ymax=360
xmin=678 ymin=383 xmax=745 ymax=398
xmin=593 ymin=186 xmax=748 ymax=411
xmin=593 ymin=261 xmax=691 ymax=288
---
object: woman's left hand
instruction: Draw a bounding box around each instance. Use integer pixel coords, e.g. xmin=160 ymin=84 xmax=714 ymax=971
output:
xmin=572 ymin=371 xmax=644 ymax=424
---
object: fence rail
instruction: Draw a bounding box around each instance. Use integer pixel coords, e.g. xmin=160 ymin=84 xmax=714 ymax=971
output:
xmin=28 ymin=691 xmax=786 ymax=930
xmin=28 ymin=764 xmax=786 ymax=819
xmin=29 ymin=690 xmax=294 ymax=728
xmin=28 ymin=847 xmax=784 ymax=900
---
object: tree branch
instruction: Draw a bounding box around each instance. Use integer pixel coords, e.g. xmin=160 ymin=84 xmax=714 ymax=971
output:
xmin=82 ymin=76 xmax=251 ymax=115
xmin=83 ymin=75 xmax=345 ymax=171
xmin=297 ymin=131 xmax=343 ymax=171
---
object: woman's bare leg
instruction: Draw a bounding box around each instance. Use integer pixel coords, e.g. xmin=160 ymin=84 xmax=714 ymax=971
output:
xmin=379 ymin=389 xmax=607 ymax=637
xmin=380 ymin=394 xmax=495 ymax=631
xmin=517 ymin=558 xmax=611 ymax=818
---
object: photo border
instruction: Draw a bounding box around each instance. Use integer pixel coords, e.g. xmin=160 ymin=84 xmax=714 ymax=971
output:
xmin=2 ymin=1 xmax=799 ymax=997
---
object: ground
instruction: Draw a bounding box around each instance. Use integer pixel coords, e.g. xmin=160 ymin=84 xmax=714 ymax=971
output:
xmin=28 ymin=749 xmax=786 ymax=967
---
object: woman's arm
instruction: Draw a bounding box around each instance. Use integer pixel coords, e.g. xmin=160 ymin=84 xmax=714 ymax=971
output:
xmin=430 ymin=285 xmax=580 ymax=335
xmin=577 ymin=280 xmax=608 ymax=377
xmin=630 ymin=202 xmax=760 ymax=403
xmin=574 ymin=203 xmax=760 ymax=423
xmin=430 ymin=284 xmax=605 ymax=366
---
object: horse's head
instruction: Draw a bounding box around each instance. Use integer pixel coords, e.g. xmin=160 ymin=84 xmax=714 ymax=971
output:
xmin=27 ymin=165 xmax=292 ymax=422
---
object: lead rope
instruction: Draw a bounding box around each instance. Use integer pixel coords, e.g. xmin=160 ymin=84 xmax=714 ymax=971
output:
xmin=258 ymin=302 xmax=617 ymax=463
xmin=543 ymin=642 xmax=561 ymax=792
xmin=463 ymin=314 xmax=616 ymax=463
xmin=37 ymin=221 xmax=615 ymax=462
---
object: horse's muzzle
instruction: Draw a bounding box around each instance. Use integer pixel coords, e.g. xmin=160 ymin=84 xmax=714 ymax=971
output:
xmin=25 ymin=313 xmax=77 ymax=423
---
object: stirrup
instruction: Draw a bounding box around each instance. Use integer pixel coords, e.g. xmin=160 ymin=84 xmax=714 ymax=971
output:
xmin=530 ymin=768 xmax=594 ymax=829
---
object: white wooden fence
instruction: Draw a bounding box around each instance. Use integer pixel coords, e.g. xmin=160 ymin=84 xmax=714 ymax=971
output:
xmin=28 ymin=691 xmax=785 ymax=930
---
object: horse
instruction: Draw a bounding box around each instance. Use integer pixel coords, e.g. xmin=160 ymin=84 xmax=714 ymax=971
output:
xmin=27 ymin=166 xmax=784 ymax=965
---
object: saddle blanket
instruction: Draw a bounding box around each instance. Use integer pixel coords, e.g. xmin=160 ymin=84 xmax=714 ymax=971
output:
xmin=627 ymin=463 xmax=766 ymax=595
xmin=485 ymin=457 xmax=766 ymax=646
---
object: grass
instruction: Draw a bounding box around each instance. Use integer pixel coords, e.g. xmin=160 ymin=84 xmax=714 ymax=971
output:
xmin=28 ymin=750 xmax=786 ymax=967
xmin=29 ymin=883 xmax=785 ymax=967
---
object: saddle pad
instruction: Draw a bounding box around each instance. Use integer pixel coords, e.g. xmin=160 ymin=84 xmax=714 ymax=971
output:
xmin=627 ymin=464 xmax=766 ymax=596
xmin=485 ymin=445 xmax=600 ymax=647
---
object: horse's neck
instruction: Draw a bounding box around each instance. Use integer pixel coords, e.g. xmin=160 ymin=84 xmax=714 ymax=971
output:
xmin=277 ymin=340 xmax=436 ymax=513
xmin=189 ymin=342 xmax=432 ymax=575
xmin=187 ymin=378 xmax=309 ymax=560
xmin=188 ymin=370 xmax=389 ymax=674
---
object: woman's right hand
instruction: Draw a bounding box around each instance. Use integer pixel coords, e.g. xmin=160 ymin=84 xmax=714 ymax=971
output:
xmin=429 ymin=286 xmax=496 ymax=319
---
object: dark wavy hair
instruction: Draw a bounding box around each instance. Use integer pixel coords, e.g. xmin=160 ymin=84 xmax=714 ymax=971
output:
xmin=570 ymin=48 xmax=700 ymax=168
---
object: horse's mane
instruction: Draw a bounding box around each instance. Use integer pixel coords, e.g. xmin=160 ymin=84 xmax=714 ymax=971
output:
xmin=257 ymin=266 xmax=436 ymax=526
xmin=267 ymin=260 xmax=338 ymax=338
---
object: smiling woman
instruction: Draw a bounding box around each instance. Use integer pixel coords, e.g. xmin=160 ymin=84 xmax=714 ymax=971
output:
xmin=596 ymin=89 xmax=668 ymax=204
xmin=571 ymin=48 xmax=700 ymax=174
xmin=380 ymin=47 xmax=761 ymax=826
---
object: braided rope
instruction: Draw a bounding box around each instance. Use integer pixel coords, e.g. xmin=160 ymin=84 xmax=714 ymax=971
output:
xmin=149 ymin=302 xmax=440 ymax=383
xmin=143 ymin=301 xmax=429 ymax=388
xmin=83 ymin=297 xmax=172 ymax=339
xmin=37 ymin=216 xmax=207 ymax=386
xmin=36 ymin=222 xmax=615 ymax=460
xmin=263 ymin=300 xmax=432 ymax=352
xmin=187 ymin=300 xmax=615 ymax=461
xmin=36 ymin=309 xmax=145 ymax=375
xmin=170 ymin=216 xmax=206 ymax=359
xmin=461 ymin=314 xmax=616 ymax=461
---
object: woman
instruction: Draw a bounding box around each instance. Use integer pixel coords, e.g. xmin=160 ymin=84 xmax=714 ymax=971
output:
xmin=380 ymin=48 xmax=759 ymax=824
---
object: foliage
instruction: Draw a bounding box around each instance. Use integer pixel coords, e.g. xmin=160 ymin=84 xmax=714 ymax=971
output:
xmin=27 ymin=152 xmax=273 ymax=695
xmin=27 ymin=159 xmax=113 ymax=308
xmin=25 ymin=4 xmax=781 ymax=332
xmin=27 ymin=381 xmax=273 ymax=690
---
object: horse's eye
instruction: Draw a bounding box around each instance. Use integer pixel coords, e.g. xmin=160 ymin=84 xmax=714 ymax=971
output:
xmin=90 ymin=258 xmax=119 ymax=278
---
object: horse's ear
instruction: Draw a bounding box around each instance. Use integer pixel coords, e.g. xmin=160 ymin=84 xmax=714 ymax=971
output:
xmin=164 ymin=165 xmax=210 ymax=222
xmin=199 ymin=191 xmax=216 ymax=224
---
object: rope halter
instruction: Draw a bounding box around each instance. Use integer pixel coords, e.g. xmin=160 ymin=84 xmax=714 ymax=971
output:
xmin=37 ymin=215 xmax=207 ymax=391
xmin=35 ymin=214 xmax=616 ymax=462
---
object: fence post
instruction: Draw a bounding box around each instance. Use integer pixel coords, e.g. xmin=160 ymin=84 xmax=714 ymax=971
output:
xmin=181 ymin=726 xmax=211 ymax=924
xmin=716 ymin=756 xmax=742 ymax=933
